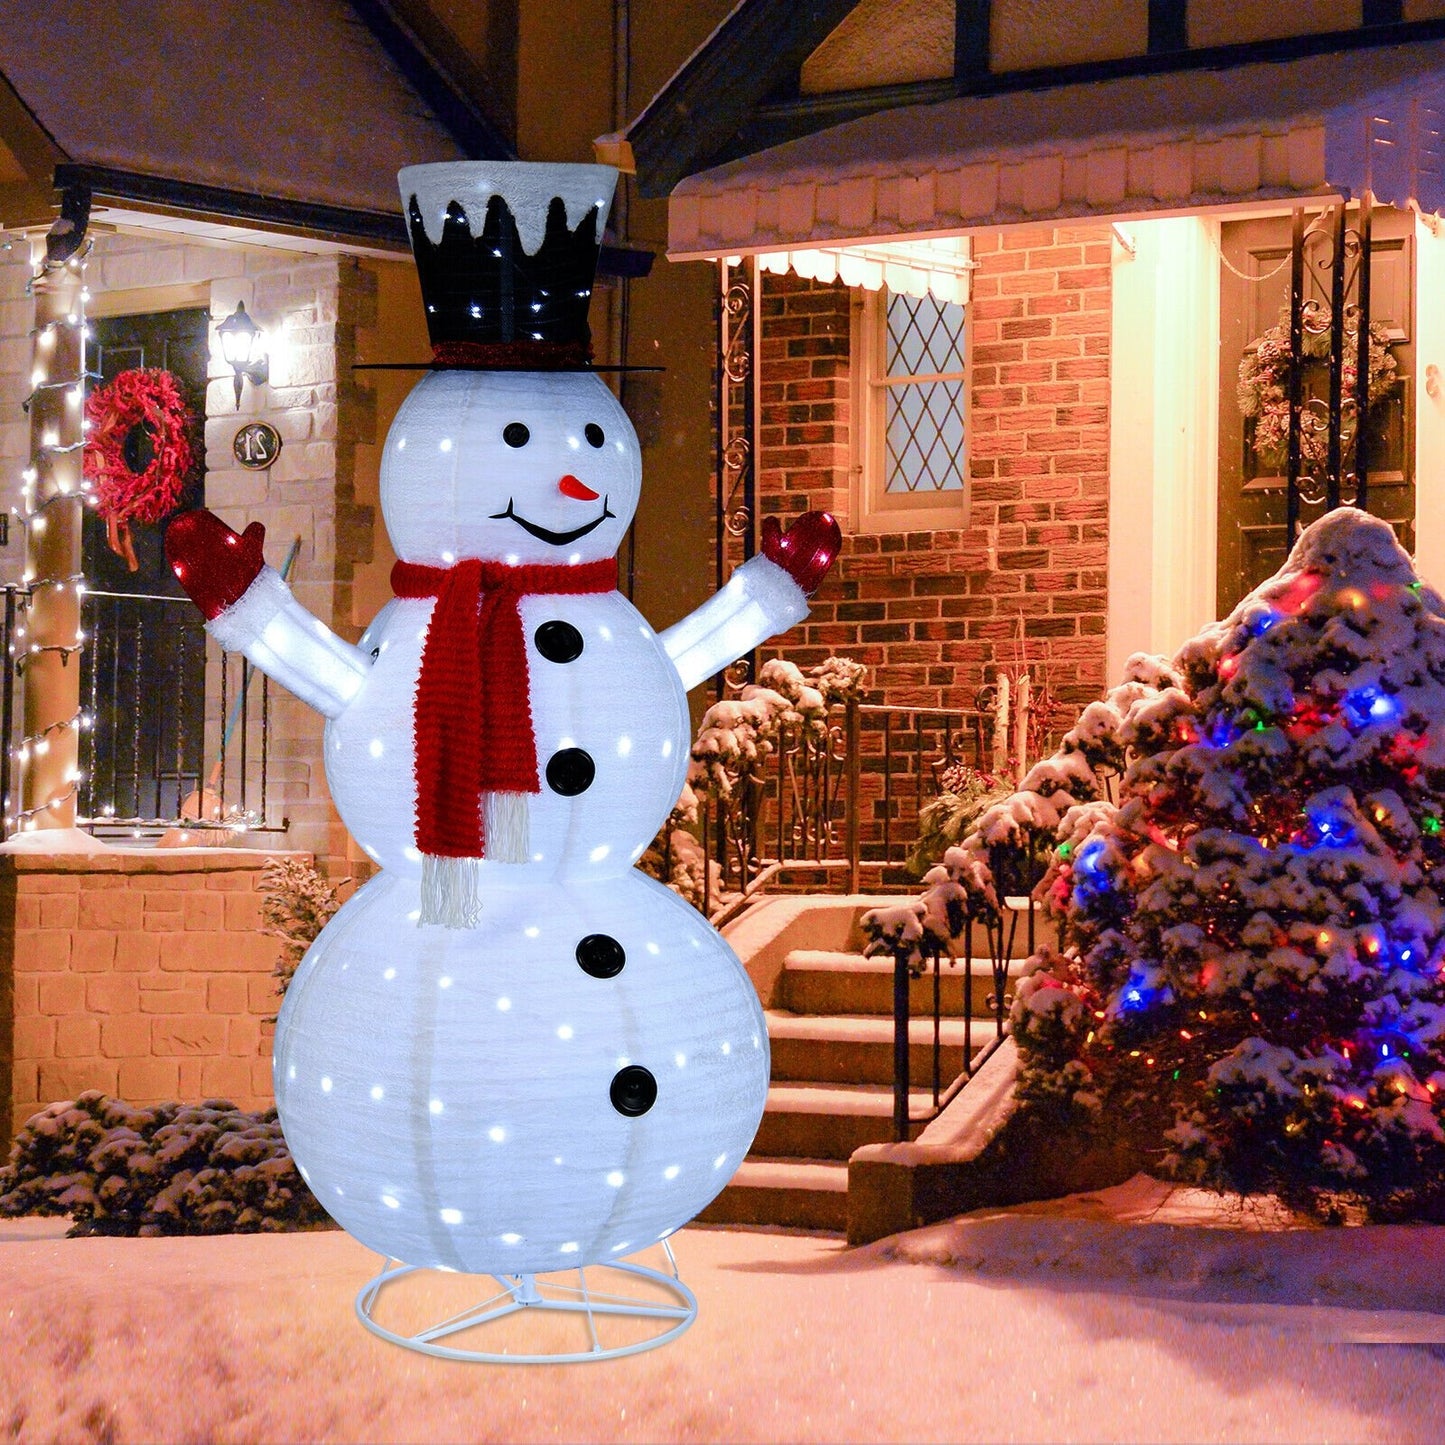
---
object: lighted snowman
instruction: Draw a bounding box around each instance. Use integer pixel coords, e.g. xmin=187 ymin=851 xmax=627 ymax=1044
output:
xmin=166 ymin=164 xmax=839 ymax=1312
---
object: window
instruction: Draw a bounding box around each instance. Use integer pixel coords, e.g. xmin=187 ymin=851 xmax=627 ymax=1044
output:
xmin=852 ymin=284 xmax=971 ymax=532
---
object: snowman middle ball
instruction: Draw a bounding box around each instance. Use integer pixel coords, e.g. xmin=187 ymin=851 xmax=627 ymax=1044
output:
xmin=324 ymin=368 xmax=690 ymax=881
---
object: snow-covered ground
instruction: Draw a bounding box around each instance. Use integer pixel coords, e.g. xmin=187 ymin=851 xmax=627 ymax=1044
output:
xmin=3 ymin=1176 xmax=1444 ymax=1443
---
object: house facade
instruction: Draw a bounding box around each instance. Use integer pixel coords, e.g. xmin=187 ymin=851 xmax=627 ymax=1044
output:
xmin=624 ymin=0 xmax=1445 ymax=774
xmin=0 ymin=0 xmax=734 ymax=1139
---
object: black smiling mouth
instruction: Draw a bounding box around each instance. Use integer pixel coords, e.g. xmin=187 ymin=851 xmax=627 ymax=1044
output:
xmin=489 ymin=497 xmax=616 ymax=546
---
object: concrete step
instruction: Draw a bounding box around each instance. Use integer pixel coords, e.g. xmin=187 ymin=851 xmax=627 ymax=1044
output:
xmin=752 ymin=1082 xmax=932 ymax=1159
xmin=765 ymin=1009 xmax=996 ymax=1086
xmin=778 ymin=949 xmax=1021 ymax=1018
xmin=696 ymin=1157 xmax=849 ymax=1232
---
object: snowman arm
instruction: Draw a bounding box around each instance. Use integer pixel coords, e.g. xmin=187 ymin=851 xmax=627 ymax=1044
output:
xmin=205 ymin=566 xmax=370 ymax=719
xmin=660 ymin=554 xmax=810 ymax=694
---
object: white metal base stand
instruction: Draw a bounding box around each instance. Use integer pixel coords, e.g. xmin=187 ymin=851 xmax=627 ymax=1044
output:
xmin=354 ymin=1237 xmax=698 ymax=1363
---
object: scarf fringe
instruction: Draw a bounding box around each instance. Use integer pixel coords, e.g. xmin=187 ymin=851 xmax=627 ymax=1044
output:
xmin=420 ymin=854 xmax=482 ymax=930
xmin=485 ymin=791 xmax=531 ymax=864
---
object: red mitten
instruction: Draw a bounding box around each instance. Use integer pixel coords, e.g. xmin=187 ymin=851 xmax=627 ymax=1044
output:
xmin=760 ymin=511 xmax=842 ymax=595
xmin=165 ymin=510 xmax=267 ymax=620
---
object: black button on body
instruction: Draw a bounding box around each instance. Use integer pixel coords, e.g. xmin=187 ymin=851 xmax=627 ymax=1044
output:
xmin=577 ymin=933 xmax=625 ymax=978
xmin=610 ymin=1065 xmax=657 ymax=1117
xmin=546 ymin=747 xmax=594 ymax=796
xmin=535 ymin=620 xmax=584 ymax=663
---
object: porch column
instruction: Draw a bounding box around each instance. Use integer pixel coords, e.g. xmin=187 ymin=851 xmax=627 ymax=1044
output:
xmin=16 ymin=239 xmax=87 ymax=832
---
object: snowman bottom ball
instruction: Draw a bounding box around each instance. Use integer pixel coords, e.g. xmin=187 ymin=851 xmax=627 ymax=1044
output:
xmin=273 ymin=869 xmax=769 ymax=1276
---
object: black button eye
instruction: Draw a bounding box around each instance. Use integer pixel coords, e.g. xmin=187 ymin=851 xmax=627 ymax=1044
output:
xmin=503 ymin=422 xmax=530 ymax=448
xmin=584 ymin=423 xmax=605 ymax=449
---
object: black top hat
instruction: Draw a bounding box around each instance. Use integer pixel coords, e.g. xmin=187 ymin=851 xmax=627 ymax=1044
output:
xmin=400 ymin=162 xmax=619 ymax=371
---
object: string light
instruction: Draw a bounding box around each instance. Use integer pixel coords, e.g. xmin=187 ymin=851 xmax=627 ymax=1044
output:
xmin=10 ymin=238 xmax=90 ymax=835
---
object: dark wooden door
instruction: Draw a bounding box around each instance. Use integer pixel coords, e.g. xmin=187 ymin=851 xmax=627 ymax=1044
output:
xmin=1216 ymin=208 xmax=1414 ymax=614
xmin=81 ymin=308 xmax=209 ymax=825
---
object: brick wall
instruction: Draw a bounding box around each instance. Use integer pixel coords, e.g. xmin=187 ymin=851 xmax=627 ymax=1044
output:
xmin=748 ymin=227 xmax=1113 ymax=860
xmin=0 ymin=849 xmax=303 ymax=1141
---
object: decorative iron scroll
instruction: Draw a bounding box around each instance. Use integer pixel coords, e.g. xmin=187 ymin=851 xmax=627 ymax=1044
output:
xmin=714 ymin=259 xmax=758 ymax=697
xmin=1280 ymin=197 xmax=1379 ymax=545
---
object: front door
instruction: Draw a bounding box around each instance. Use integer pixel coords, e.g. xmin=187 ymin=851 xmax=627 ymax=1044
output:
xmin=80 ymin=308 xmax=208 ymax=827
xmin=1216 ymin=207 xmax=1415 ymax=614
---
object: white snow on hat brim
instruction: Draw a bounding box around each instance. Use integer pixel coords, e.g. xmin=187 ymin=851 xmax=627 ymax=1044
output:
xmin=400 ymin=162 xmax=618 ymax=256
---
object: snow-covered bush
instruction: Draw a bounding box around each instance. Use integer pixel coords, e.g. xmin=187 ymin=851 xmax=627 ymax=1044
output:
xmin=861 ymin=653 xmax=1181 ymax=970
xmin=687 ymin=655 xmax=863 ymax=807
xmin=644 ymin=655 xmax=866 ymax=909
xmin=259 ymin=856 xmax=347 ymax=998
xmin=906 ymin=763 xmax=1012 ymax=878
xmin=637 ymin=782 xmax=718 ymax=907
xmin=0 ymin=1092 xmax=332 ymax=1236
xmin=1010 ymin=509 xmax=1445 ymax=1223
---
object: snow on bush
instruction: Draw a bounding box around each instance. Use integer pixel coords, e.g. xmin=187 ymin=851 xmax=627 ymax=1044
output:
xmin=860 ymin=653 xmax=1181 ymax=969
xmin=643 ymin=655 xmax=865 ymax=908
xmin=259 ymin=856 xmax=347 ymax=999
xmin=0 ymin=1092 xmax=333 ymax=1236
xmin=1007 ymin=508 xmax=1445 ymax=1223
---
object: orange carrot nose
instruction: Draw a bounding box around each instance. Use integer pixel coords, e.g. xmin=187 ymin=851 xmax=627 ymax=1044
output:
xmin=559 ymin=474 xmax=599 ymax=501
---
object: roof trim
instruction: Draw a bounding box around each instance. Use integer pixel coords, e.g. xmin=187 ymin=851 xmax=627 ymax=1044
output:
xmin=634 ymin=12 xmax=1445 ymax=199
xmin=53 ymin=164 xmax=411 ymax=250
xmin=666 ymin=40 xmax=1445 ymax=257
xmin=625 ymin=0 xmax=864 ymax=200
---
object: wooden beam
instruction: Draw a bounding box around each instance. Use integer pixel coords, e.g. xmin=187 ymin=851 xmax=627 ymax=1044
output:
xmin=627 ymin=0 xmax=865 ymax=199
xmin=0 ymin=72 xmax=66 ymax=185
xmin=1147 ymin=0 xmax=1188 ymax=54
xmin=955 ymin=1 xmax=991 ymax=81
xmin=345 ymin=0 xmax=517 ymax=160
xmin=725 ymin=15 xmax=1445 ymax=168
xmin=1363 ymin=0 xmax=1404 ymax=24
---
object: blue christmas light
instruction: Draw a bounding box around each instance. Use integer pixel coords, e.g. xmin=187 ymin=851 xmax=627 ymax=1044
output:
xmin=1342 ymin=685 xmax=1398 ymax=728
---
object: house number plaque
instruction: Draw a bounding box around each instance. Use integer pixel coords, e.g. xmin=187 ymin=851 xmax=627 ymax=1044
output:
xmin=233 ymin=421 xmax=282 ymax=470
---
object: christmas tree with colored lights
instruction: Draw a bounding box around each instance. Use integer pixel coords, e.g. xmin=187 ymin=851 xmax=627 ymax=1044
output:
xmin=1013 ymin=507 xmax=1445 ymax=1221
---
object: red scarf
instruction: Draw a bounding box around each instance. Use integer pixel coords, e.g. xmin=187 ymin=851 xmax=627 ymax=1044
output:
xmin=392 ymin=556 xmax=617 ymax=863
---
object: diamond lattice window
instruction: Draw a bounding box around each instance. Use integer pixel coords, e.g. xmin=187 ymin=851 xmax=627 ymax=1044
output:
xmin=881 ymin=291 xmax=968 ymax=494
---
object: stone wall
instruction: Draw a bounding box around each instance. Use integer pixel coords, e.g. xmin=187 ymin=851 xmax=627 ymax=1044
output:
xmin=0 ymin=848 xmax=302 ymax=1141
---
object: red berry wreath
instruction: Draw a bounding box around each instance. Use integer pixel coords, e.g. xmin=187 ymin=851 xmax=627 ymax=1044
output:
xmin=82 ymin=367 xmax=196 ymax=571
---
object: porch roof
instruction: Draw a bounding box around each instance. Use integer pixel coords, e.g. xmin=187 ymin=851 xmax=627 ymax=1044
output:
xmin=667 ymin=38 xmax=1445 ymax=258
xmin=0 ymin=0 xmax=488 ymax=247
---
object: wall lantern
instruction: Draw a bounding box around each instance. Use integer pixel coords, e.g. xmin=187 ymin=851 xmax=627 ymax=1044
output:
xmin=216 ymin=301 xmax=269 ymax=409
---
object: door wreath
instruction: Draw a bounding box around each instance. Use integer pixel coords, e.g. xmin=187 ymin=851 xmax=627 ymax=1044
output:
xmin=1236 ymin=318 xmax=1397 ymax=474
xmin=82 ymin=367 xmax=196 ymax=570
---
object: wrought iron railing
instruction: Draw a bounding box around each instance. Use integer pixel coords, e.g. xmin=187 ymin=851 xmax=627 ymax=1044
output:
xmin=694 ymin=696 xmax=995 ymax=915
xmin=75 ymin=589 xmax=280 ymax=838
xmin=0 ymin=585 xmax=25 ymax=830
xmin=884 ymin=836 xmax=1053 ymax=1142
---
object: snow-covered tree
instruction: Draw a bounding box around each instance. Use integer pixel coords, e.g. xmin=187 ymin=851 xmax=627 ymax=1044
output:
xmin=1014 ymin=508 xmax=1445 ymax=1221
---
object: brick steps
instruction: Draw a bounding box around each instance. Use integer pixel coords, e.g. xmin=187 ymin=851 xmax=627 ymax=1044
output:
xmin=778 ymin=949 xmax=1022 ymax=1018
xmin=709 ymin=937 xmax=1008 ymax=1233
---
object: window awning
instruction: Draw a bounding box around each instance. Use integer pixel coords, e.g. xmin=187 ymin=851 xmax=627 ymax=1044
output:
xmin=668 ymin=39 xmax=1445 ymax=260
xmin=756 ymin=235 xmax=972 ymax=303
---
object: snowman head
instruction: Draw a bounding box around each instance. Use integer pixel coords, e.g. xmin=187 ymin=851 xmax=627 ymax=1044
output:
xmin=380 ymin=369 xmax=640 ymax=566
